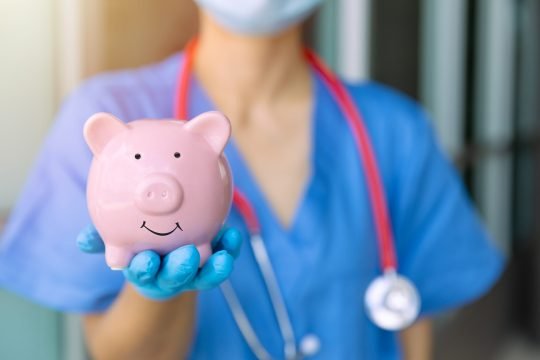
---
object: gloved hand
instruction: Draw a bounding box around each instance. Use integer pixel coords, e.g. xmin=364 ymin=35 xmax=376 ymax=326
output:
xmin=76 ymin=225 xmax=242 ymax=300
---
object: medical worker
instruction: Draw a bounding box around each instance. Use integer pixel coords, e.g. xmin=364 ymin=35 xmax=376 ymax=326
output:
xmin=0 ymin=0 xmax=503 ymax=359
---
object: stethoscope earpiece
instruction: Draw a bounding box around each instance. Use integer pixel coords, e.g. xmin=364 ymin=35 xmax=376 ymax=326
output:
xmin=299 ymin=334 xmax=321 ymax=357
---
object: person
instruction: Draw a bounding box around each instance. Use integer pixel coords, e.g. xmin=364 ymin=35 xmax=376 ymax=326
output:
xmin=0 ymin=0 xmax=503 ymax=359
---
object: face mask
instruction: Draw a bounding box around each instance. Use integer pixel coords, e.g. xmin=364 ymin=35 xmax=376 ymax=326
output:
xmin=195 ymin=0 xmax=323 ymax=35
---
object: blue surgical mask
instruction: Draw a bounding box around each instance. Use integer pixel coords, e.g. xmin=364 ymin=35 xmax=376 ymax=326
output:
xmin=195 ymin=0 xmax=323 ymax=35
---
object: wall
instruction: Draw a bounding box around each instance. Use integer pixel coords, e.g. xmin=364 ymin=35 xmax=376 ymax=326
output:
xmin=0 ymin=2 xmax=62 ymax=360
xmin=0 ymin=0 xmax=57 ymax=211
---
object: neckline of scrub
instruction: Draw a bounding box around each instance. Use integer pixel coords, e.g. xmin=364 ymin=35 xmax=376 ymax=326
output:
xmin=186 ymin=63 xmax=323 ymax=239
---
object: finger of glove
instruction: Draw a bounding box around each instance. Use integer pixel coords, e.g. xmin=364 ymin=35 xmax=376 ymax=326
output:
xmin=192 ymin=251 xmax=233 ymax=291
xmin=212 ymin=227 xmax=243 ymax=259
xmin=124 ymin=251 xmax=161 ymax=286
xmin=156 ymin=245 xmax=200 ymax=291
xmin=76 ymin=224 xmax=105 ymax=253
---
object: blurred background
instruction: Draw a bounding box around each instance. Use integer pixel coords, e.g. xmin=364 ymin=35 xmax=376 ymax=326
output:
xmin=0 ymin=0 xmax=539 ymax=359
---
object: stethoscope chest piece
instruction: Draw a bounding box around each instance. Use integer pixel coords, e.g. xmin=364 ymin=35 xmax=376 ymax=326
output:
xmin=365 ymin=271 xmax=420 ymax=331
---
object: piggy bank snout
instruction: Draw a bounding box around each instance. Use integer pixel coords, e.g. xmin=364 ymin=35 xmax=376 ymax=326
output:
xmin=135 ymin=174 xmax=183 ymax=215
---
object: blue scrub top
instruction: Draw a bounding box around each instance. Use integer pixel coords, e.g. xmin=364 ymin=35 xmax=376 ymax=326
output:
xmin=0 ymin=53 xmax=503 ymax=359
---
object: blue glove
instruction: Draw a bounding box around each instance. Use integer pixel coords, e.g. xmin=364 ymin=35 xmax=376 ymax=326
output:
xmin=76 ymin=225 xmax=243 ymax=300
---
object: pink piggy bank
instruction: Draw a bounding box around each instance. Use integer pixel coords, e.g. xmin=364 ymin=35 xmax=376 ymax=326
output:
xmin=83 ymin=111 xmax=233 ymax=270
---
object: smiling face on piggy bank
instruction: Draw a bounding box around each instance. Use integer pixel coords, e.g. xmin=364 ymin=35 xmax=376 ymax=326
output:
xmin=84 ymin=111 xmax=233 ymax=270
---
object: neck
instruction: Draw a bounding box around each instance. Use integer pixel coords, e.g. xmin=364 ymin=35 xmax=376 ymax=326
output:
xmin=193 ymin=13 xmax=311 ymax=109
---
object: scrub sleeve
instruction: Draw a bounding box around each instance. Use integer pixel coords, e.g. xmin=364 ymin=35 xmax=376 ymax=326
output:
xmin=0 ymin=53 xmax=182 ymax=310
xmin=0 ymin=84 xmax=124 ymax=311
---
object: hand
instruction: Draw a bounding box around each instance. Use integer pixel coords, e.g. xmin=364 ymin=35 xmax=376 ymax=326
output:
xmin=76 ymin=225 xmax=243 ymax=300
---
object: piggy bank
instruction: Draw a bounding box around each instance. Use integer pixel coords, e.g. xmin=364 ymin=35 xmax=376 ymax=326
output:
xmin=84 ymin=111 xmax=233 ymax=270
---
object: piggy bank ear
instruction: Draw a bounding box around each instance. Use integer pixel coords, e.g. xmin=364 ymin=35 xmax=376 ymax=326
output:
xmin=84 ymin=113 xmax=128 ymax=155
xmin=185 ymin=111 xmax=231 ymax=155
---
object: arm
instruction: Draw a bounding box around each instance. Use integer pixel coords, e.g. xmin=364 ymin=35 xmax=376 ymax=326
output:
xmin=78 ymin=226 xmax=242 ymax=360
xmin=399 ymin=319 xmax=433 ymax=360
xmin=84 ymin=288 xmax=196 ymax=360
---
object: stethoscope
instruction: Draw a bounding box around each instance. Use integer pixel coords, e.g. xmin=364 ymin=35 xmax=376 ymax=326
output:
xmin=175 ymin=39 xmax=421 ymax=359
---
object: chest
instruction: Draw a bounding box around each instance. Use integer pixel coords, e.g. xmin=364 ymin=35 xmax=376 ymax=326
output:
xmin=191 ymin=81 xmax=398 ymax=358
xmin=193 ymin=159 xmax=388 ymax=358
xmin=231 ymin=104 xmax=312 ymax=228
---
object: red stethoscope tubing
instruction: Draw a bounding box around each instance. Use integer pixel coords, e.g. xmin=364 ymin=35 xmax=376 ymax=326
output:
xmin=174 ymin=39 xmax=397 ymax=271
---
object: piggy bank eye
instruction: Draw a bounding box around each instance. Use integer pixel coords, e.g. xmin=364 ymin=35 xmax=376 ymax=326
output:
xmin=134 ymin=153 xmax=142 ymax=160
xmin=174 ymin=152 xmax=181 ymax=158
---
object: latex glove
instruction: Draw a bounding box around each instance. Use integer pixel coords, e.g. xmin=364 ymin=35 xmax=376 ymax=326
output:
xmin=76 ymin=225 xmax=242 ymax=300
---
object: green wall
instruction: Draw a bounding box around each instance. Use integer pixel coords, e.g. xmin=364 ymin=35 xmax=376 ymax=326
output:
xmin=0 ymin=290 xmax=61 ymax=360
